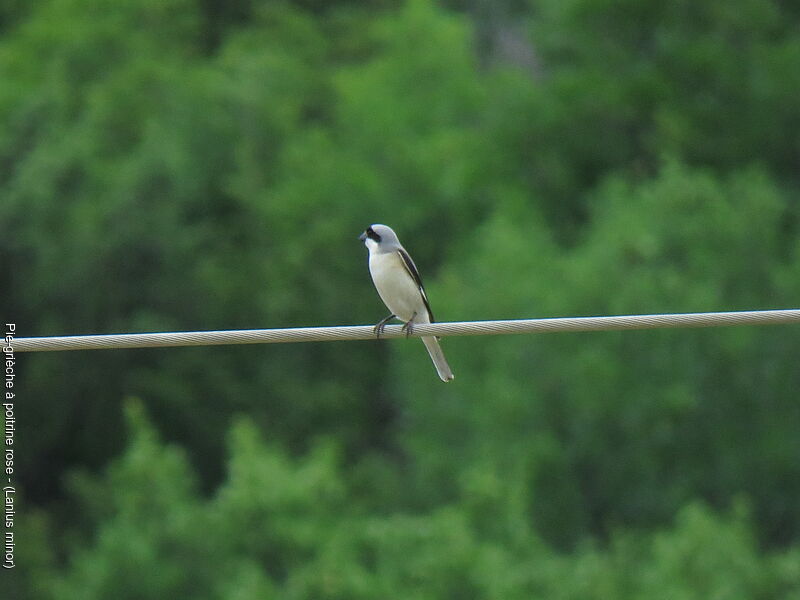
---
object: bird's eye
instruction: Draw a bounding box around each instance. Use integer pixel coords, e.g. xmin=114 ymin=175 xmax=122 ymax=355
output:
xmin=367 ymin=227 xmax=381 ymax=242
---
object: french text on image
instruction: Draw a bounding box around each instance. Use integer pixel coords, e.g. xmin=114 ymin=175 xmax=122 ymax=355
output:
xmin=4 ymin=323 xmax=17 ymax=569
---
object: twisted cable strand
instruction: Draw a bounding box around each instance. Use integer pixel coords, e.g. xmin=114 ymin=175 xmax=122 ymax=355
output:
xmin=9 ymin=309 xmax=800 ymax=352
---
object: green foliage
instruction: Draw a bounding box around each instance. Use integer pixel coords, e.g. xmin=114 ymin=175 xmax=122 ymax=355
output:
xmin=39 ymin=405 xmax=800 ymax=598
xmin=404 ymin=161 xmax=800 ymax=548
xmin=3 ymin=0 xmax=800 ymax=596
xmin=487 ymin=0 xmax=800 ymax=236
xmin=51 ymin=402 xmax=344 ymax=599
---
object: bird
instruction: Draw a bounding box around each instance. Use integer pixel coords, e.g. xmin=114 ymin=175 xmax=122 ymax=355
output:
xmin=359 ymin=224 xmax=454 ymax=382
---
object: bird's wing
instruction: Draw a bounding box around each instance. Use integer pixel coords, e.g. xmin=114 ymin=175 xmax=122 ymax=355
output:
xmin=396 ymin=247 xmax=434 ymax=322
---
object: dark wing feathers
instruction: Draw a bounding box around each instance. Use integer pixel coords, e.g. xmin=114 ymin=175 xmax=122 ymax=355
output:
xmin=396 ymin=247 xmax=435 ymax=322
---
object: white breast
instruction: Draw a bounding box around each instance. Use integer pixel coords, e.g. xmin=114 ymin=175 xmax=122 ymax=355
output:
xmin=369 ymin=252 xmax=429 ymax=323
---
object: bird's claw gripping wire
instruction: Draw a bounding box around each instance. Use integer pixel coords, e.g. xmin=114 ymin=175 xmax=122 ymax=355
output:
xmin=373 ymin=314 xmax=396 ymax=338
xmin=401 ymin=313 xmax=417 ymax=338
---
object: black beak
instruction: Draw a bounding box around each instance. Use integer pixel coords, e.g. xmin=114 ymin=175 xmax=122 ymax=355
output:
xmin=358 ymin=231 xmax=367 ymax=242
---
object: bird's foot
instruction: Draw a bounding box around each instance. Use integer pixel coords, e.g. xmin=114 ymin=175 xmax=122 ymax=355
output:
xmin=401 ymin=313 xmax=417 ymax=338
xmin=373 ymin=314 xmax=396 ymax=338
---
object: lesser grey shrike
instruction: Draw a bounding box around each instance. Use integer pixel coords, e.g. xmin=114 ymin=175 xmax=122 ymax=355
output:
xmin=359 ymin=224 xmax=454 ymax=382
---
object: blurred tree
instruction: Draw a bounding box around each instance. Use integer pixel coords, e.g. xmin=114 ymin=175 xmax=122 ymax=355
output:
xmin=35 ymin=403 xmax=800 ymax=599
xmin=481 ymin=0 xmax=800 ymax=239
xmin=1 ymin=0 xmax=496 ymax=505
xmin=2 ymin=0 xmax=800 ymax=596
xmin=197 ymin=0 xmax=253 ymax=52
xmin=0 ymin=0 xmax=38 ymax=32
xmin=398 ymin=161 xmax=800 ymax=549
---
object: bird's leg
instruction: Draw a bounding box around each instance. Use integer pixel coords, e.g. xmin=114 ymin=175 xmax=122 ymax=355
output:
xmin=401 ymin=312 xmax=417 ymax=338
xmin=373 ymin=314 xmax=396 ymax=338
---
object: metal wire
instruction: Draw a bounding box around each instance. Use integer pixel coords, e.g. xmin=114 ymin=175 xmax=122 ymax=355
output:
xmin=9 ymin=309 xmax=800 ymax=352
